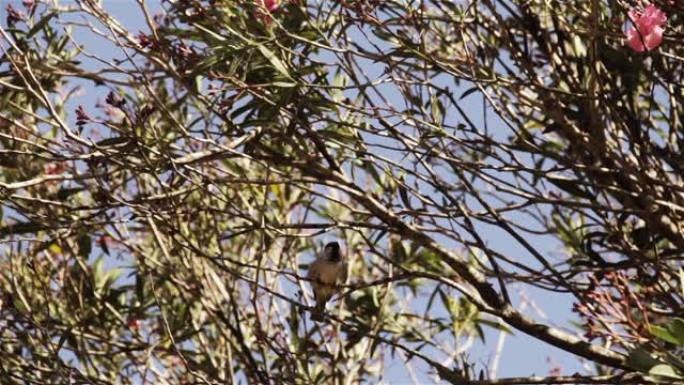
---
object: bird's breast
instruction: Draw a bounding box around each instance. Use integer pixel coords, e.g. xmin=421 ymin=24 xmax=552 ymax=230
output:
xmin=312 ymin=260 xmax=345 ymax=285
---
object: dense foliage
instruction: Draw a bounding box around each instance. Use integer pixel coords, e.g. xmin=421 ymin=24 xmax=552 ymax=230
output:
xmin=1 ymin=0 xmax=684 ymax=384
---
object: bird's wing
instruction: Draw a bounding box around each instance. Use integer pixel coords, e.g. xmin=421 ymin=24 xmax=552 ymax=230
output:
xmin=307 ymin=259 xmax=321 ymax=281
xmin=340 ymin=262 xmax=349 ymax=285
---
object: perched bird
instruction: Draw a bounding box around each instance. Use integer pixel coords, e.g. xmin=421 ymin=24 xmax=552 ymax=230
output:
xmin=307 ymin=241 xmax=348 ymax=321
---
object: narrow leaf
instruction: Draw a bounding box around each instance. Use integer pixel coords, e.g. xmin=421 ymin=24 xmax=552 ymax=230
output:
xmin=257 ymin=45 xmax=293 ymax=80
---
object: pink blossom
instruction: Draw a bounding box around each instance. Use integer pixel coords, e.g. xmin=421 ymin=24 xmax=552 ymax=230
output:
xmin=254 ymin=0 xmax=280 ymax=24
xmin=625 ymin=4 xmax=667 ymax=52
xmin=22 ymin=0 xmax=35 ymax=11
xmin=43 ymin=162 xmax=66 ymax=175
xmin=127 ymin=318 xmax=142 ymax=331
xmin=75 ymin=105 xmax=91 ymax=126
xmin=259 ymin=0 xmax=280 ymax=12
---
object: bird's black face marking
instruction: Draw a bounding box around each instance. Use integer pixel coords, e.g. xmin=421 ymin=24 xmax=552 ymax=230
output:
xmin=324 ymin=241 xmax=341 ymax=262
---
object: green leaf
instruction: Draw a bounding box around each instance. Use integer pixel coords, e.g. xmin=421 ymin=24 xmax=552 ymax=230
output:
xmin=425 ymin=285 xmax=442 ymax=313
xmin=257 ymin=45 xmax=293 ymax=80
xmin=371 ymin=287 xmax=379 ymax=308
xmin=362 ymin=159 xmax=383 ymax=187
xmin=96 ymin=136 xmax=131 ymax=147
xmin=270 ymin=82 xmax=296 ymax=88
xmin=478 ymin=319 xmax=513 ymax=334
xmin=103 ymin=268 xmax=122 ymax=288
xmin=650 ymin=325 xmax=680 ymax=345
xmin=191 ymin=23 xmax=227 ymax=42
xmin=627 ymin=346 xmax=662 ymax=371
xmin=78 ymin=234 xmax=92 ymax=258
xmin=0 ymin=222 xmax=46 ymax=236
xmin=547 ymin=176 xmax=595 ymax=200
xmin=430 ymin=94 xmax=443 ymax=124
xmin=27 ymin=12 xmax=57 ymax=38
xmin=398 ymin=183 xmax=412 ymax=210
xmin=460 ymin=86 xmax=479 ymax=100
xmin=92 ymin=256 xmax=104 ymax=284
xmin=669 ymin=318 xmax=684 ymax=345
xmin=194 ymin=75 xmax=203 ymax=94
xmin=439 ymin=289 xmax=458 ymax=316
xmin=571 ymin=35 xmax=587 ymax=57
xmin=57 ymin=187 xmax=83 ymax=200
xmin=418 ymin=248 xmax=444 ymax=272
xmin=649 ymin=364 xmax=682 ymax=379
xmin=330 ymin=71 xmax=347 ymax=103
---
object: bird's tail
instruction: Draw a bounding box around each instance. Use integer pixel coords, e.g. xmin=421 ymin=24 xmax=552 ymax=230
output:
xmin=310 ymin=301 xmax=325 ymax=322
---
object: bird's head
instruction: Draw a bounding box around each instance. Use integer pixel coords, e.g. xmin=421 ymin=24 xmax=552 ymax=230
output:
xmin=323 ymin=241 xmax=341 ymax=262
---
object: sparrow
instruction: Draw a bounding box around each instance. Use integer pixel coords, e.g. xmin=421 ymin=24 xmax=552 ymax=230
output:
xmin=307 ymin=241 xmax=348 ymax=321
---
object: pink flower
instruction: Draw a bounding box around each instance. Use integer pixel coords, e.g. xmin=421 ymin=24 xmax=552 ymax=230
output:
xmin=259 ymin=0 xmax=280 ymax=12
xmin=43 ymin=162 xmax=66 ymax=175
xmin=625 ymin=4 xmax=667 ymax=52
xmin=127 ymin=318 xmax=142 ymax=331
xmin=254 ymin=0 xmax=280 ymax=24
